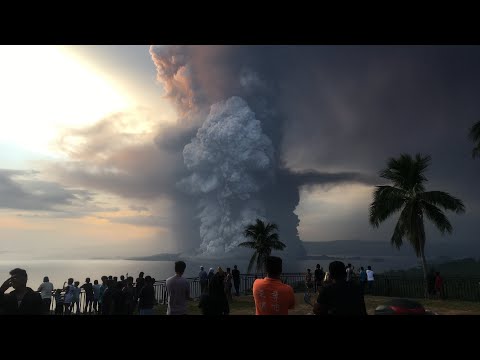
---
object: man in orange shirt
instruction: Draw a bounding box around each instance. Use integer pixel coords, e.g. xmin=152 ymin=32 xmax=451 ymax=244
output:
xmin=253 ymin=256 xmax=295 ymax=315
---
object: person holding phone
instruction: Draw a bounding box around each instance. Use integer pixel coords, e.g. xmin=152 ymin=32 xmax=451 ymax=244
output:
xmin=0 ymin=268 xmax=43 ymax=315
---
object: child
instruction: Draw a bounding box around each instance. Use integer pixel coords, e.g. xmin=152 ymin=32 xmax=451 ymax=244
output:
xmin=54 ymin=289 xmax=64 ymax=315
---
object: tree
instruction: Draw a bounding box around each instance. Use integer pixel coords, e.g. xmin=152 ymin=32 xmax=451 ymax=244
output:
xmin=238 ymin=218 xmax=286 ymax=275
xmin=369 ymin=153 xmax=465 ymax=298
xmin=469 ymin=121 xmax=480 ymax=158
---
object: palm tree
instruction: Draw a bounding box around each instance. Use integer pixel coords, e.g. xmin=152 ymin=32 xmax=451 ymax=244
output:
xmin=238 ymin=218 xmax=286 ymax=275
xmin=369 ymin=154 xmax=465 ymax=298
xmin=469 ymin=121 xmax=480 ymax=158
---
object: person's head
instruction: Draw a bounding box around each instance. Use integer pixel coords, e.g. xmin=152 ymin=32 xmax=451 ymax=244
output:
xmin=307 ymin=268 xmax=311 ymax=273
xmin=329 ymin=261 xmax=346 ymax=281
xmin=94 ymin=280 xmax=98 ymax=285
xmin=55 ymin=288 xmax=62 ymax=295
xmin=108 ymin=275 xmax=113 ymax=280
xmin=347 ymin=263 xmax=352 ymax=269
xmin=234 ymin=265 xmax=237 ymax=270
xmin=120 ymin=275 xmax=125 ymax=281
xmin=85 ymin=277 xmax=90 ymax=283
xmin=43 ymin=276 xmax=49 ymax=282
xmin=101 ymin=276 xmax=107 ymax=284
xmin=113 ymin=277 xmax=118 ymax=282
xmin=209 ymin=268 xmax=214 ymax=273
xmin=216 ymin=267 xmax=224 ymax=275
xmin=200 ymin=266 xmax=204 ymax=271
xmin=175 ymin=261 xmax=187 ymax=275
xmin=316 ymin=264 xmax=320 ymax=269
xmin=360 ymin=267 xmax=364 ymax=271
xmin=226 ymin=267 xmax=231 ymax=273
xmin=139 ymin=272 xmax=144 ymax=278
xmin=367 ymin=266 xmax=371 ymax=270
xmin=9 ymin=268 xmax=28 ymax=289
xmin=144 ymin=276 xmax=152 ymax=285
xmin=74 ymin=281 xmax=80 ymax=287
xmin=127 ymin=276 xmax=134 ymax=284
xmin=265 ymin=256 xmax=282 ymax=278
xmin=67 ymin=278 xmax=74 ymax=285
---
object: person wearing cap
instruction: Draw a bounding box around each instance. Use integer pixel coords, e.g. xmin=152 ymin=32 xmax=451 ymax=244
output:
xmin=199 ymin=266 xmax=208 ymax=294
xmin=313 ymin=261 xmax=367 ymax=316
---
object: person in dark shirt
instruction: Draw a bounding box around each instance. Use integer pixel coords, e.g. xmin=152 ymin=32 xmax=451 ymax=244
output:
xmin=314 ymin=264 xmax=324 ymax=292
xmin=138 ymin=276 xmax=155 ymax=315
xmin=232 ymin=265 xmax=241 ymax=296
xmin=199 ymin=270 xmax=229 ymax=315
xmin=0 ymin=268 xmax=43 ymax=315
xmin=81 ymin=277 xmax=94 ymax=314
xmin=313 ymin=261 xmax=367 ymax=316
xmin=135 ymin=272 xmax=145 ymax=302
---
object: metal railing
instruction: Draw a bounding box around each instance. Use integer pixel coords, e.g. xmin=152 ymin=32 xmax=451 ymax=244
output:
xmin=46 ymin=273 xmax=480 ymax=313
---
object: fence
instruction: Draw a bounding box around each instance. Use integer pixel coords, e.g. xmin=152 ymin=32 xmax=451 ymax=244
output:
xmin=47 ymin=273 xmax=480 ymax=314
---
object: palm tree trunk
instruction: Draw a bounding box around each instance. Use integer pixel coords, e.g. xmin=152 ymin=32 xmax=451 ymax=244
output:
xmin=419 ymin=248 xmax=429 ymax=299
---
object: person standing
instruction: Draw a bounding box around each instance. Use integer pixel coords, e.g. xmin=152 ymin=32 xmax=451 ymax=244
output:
xmin=313 ymin=261 xmax=367 ymax=316
xmin=166 ymin=261 xmax=191 ymax=315
xmin=366 ymin=266 xmax=375 ymax=293
xmin=0 ymin=268 xmax=43 ymax=315
xmin=252 ymin=256 xmax=295 ymax=315
xmin=37 ymin=276 xmax=54 ymax=314
xmin=314 ymin=264 xmax=324 ymax=292
xmin=198 ymin=266 xmax=208 ymax=294
xmin=232 ymin=265 xmax=241 ymax=296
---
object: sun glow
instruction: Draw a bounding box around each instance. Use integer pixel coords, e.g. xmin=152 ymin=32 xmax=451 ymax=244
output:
xmin=0 ymin=45 xmax=132 ymax=157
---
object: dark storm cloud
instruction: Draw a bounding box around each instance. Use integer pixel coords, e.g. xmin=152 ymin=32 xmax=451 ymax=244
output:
xmin=0 ymin=169 xmax=95 ymax=212
xmin=51 ymin=46 xmax=480 ymax=257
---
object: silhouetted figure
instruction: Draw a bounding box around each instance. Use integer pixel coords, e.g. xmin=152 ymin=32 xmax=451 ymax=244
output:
xmin=225 ymin=267 xmax=233 ymax=302
xmin=359 ymin=267 xmax=367 ymax=294
xmin=98 ymin=276 xmax=108 ymax=315
xmin=305 ymin=269 xmax=313 ymax=296
xmin=166 ymin=261 xmax=191 ymax=315
xmin=81 ymin=278 xmax=94 ymax=314
xmin=232 ymin=265 xmax=241 ymax=296
xmin=63 ymin=278 xmax=74 ymax=315
xmin=313 ymin=261 xmax=367 ymax=316
xmin=92 ymin=280 xmax=101 ymax=314
xmin=54 ymin=288 xmax=64 ymax=315
xmin=199 ymin=269 xmax=230 ymax=315
xmin=71 ymin=281 xmax=81 ymax=314
xmin=207 ymin=268 xmax=215 ymax=288
xmin=314 ymin=264 xmax=324 ymax=292
xmin=38 ymin=276 xmax=54 ymax=314
xmin=0 ymin=268 xmax=43 ymax=315
xmin=135 ymin=272 xmax=145 ymax=302
xmin=198 ymin=266 xmax=208 ymax=294
xmin=122 ymin=276 xmax=135 ymax=315
xmin=138 ymin=276 xmax=156 ymax=315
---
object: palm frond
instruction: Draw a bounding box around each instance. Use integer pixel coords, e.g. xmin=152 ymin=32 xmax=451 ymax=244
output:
xmin=469 ymin=121 xmax=480 ymax=158
xmin=369 ymin=186 xmax=406 ymax=227
xmin=422 ymin=202 xmax=453 ymax=234
xmin=238 ymin=241 xmax=256 ymax=249
xmin=419 ymin=191 xmax=465 ymax=214
xmin=270 ymin=240 xmax=286 ymax=251
xmin=468 ymin=121 xmax=480 ymax=142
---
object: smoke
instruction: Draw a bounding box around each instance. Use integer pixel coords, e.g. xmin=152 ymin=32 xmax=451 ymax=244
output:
xmin=177 ymin=96 xmax=274 ymax=255
xmin=149 ymin=45 xmax=376 ymax=259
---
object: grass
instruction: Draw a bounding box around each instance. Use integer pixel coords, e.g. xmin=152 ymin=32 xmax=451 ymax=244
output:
xmin=154 ymin=293 xmax=480 ymax=315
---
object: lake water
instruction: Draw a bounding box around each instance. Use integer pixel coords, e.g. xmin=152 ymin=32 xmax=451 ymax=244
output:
xmin=0 ymin=255 xmax=419 ymax=290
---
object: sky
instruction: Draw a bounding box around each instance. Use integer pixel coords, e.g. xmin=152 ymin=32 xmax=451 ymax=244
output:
xmin=0 ymin=45 xmax=479 ymax=260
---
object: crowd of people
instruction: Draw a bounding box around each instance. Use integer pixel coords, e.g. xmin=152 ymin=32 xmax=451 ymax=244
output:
xmin=0 ymin=258 xmax=445 ymax=315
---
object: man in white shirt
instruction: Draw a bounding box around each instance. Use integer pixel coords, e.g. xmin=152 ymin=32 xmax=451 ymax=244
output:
xmin=37 ymin=276 xmax=54 ymax=314
xmin=166 ymin=261 xmax=192 ymax=315
xmin=366 ymin=266 xmax=375 ymax=293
